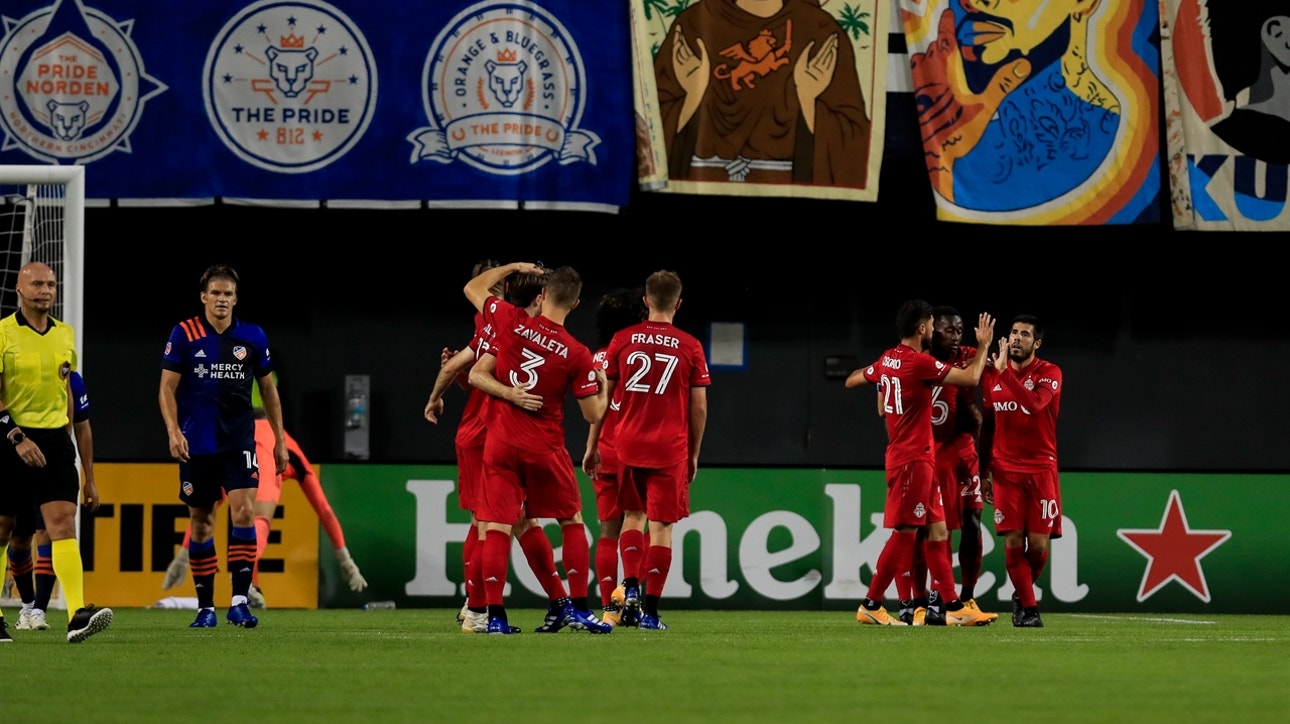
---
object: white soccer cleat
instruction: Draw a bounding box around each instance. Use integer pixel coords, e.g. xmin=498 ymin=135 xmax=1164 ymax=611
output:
xmin=248 ymin=584 xmax=267 ymax=609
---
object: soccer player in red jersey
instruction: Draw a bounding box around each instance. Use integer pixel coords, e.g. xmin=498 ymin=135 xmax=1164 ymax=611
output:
xmin=979 ymin=314 xmax=1063 ymax=628
xmin=426 ymin=262 xmax=552 ymax=633
xmin=904 ymin=306 xmax=996 ymax=625
xmin=464 ymin=262 xmax=610 ymax=635
xmin=589 ymin=270 xmax=710 ymax=630
xmin=580 ymin=288 xmax=646 ymax=627
xmin=846 ymin=299 xmax=996 ymax=626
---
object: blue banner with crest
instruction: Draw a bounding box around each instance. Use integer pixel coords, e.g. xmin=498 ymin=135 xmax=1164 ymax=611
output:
xmin=0 ymin=0 xmax=633 ymax=211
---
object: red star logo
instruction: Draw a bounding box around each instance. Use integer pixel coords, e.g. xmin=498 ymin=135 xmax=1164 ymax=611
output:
xmin=1117 ymin=490 xmax=1230 ymax=602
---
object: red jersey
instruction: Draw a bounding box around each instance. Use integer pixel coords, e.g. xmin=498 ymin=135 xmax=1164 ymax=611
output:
xmin=593 ymin=346 xmax=622 ymax=466
xmin=455 ymin=311 xmax=495 ymax=448
xmin=481 ymin=295 xmax=599 ymax=453
xmin=931 ymin=344 xmax=977 ymax=448
xmin=605 ymin=320 xmax=710 ymax=467
xmin=982 ymin=357 xmax=1062 ymax=472
xmin=862 ymin=343 xmax=954 ymax=468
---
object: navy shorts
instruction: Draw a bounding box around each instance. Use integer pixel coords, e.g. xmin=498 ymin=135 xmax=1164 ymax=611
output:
xmin=179 ymin=447 xmax=259 ymax=508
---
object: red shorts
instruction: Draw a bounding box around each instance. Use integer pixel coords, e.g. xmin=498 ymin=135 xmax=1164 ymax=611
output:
xmin=883 ymin=460 xmax=943 ymax=529
xmin=990 ymin=466 xmax=1062 ymax=539
xmin=935 ymin=443 xmax=984 ymax=530
xmin=618 ymin=460 xmax=688 ymax=525
xmin=593 ymin=448 xmax=622 ymax=522
xmin=456 ymin=443 xmax=484 ymax=512
xmin=476 ymin=436 xmax=581 ymax=524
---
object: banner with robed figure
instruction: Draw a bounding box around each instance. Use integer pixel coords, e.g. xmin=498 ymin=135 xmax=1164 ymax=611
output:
xmin=631 ymin=0 xmax=890 ymax=202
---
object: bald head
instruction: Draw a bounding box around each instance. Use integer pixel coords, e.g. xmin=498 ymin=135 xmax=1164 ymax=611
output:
xmin=16 ymin=262 xmax=57 ymax=318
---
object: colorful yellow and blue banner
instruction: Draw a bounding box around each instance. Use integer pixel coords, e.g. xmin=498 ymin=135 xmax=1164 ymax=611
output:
xmin=631 ymin=0 xmax=889 ymax=202
xmin=0 ymin=0 xmax=634 ymax=211
xmin=900 ymin=0 xmax=1162 ymax=224
xmin=1160 ymin=0 xmax=1289 ymax=231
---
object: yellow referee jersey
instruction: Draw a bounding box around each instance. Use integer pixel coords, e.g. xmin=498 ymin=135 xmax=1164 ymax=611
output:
xmin=0 ymin=312 xmax=76 ymax=429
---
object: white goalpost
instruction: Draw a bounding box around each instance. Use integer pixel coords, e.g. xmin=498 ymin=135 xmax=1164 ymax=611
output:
xmin=0 ymin=164 xmax=86 ymax=611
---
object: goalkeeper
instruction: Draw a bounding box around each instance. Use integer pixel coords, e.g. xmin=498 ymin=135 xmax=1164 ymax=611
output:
xmin=163 ymin=374 xmax=367 ymax=601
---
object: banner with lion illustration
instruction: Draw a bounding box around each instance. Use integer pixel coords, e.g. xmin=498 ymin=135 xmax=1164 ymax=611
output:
xmin=1159 ymin=0 xmax=1289 ymax=232
xmin=900 ymin=0 xmax=1162 ymax=225
xmin=632 ymin=0 xmax=889 ymax=202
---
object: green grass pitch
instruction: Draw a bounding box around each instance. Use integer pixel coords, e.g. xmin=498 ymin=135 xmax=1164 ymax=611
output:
xmin=6 ymin=609 xmax=1286 ymax=722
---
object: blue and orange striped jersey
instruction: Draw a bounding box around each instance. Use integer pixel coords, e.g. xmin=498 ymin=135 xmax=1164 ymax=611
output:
xmin=160 ymin=315 xmax=274 ymax=455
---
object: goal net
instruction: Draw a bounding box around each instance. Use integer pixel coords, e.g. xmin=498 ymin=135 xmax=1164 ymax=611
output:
xmin=0 ymin=165 xmax=85 ymax=611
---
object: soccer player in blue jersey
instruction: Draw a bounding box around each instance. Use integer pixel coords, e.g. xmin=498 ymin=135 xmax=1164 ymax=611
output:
xmin=7 ymin=370 xmax=97 ymax=633
xmin=159 ymin=264 xmax=288 ymax=629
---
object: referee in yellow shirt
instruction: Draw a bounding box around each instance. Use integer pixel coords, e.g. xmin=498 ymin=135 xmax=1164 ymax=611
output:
xmin=0 ymin=262 xmax=111 ymax=643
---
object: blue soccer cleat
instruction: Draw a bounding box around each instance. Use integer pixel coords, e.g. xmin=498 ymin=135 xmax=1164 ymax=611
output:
xmin=638 ymin=613 xmax=668 ymax=630
xmin=566 ymin=606 xmax=613 ymax=634
xmin=533 ymin=600 xmax=573 ymax=633
xmin=226 ymin=603 xmax=259 ymax=629
xmin=487 ymin=616 xmax=521 ymax=634
xmin=620 ymin=584 xmax=642 ymax=627
xmin=190 ymin=609 xmax=217 ymax=628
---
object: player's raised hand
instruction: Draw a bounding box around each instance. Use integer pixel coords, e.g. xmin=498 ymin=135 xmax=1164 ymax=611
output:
xmin=994 ymin=337 xmax=1009 ymax=371
xmin=974 ymin=312 xmax=995 ymax=348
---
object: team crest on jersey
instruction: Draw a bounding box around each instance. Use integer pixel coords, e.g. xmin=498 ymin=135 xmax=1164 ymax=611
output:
xmin=233 ymin=346 xmax=247 ymax=360
xmin=407 ymin=0 xmax=599 ymax=175
xmin=1024 ymin=379 xmax=1035 ymax=391
xmin=0 ymin=0 xmax=167 ymax=163
xmin=203 ymin=0 xmax=377 ymax=173
xmin=59 ymin=361 xmax=71 ymax=379
xmin=165 ymin=342 xmax=172 ymax=355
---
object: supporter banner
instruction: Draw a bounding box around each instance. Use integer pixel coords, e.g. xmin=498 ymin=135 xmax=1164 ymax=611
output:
xmin=81 ymin=463 xmax=319 ymax=609
xmin=630 ymin=0 xmax=889 ymax=202
xmin=319 ymin=465 xmax=1287 ymax=614
xmin=0 ymin=0 xmax=634 ymax=211
xmin=900 ymin=0 xmax=1161 ymax=224
xmin=1160 ymin=0 xmax=1289 ymax=231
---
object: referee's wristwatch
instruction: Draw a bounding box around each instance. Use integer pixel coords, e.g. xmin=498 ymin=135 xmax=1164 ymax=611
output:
xmin=9 ymin=430 xmax=24 ymax=445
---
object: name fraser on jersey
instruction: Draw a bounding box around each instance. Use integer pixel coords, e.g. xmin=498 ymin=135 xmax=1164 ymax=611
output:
xmin=631 ymin=333 xmax=680 ymax=348
xmin=514 ymin=325 xmax=569 ymax=357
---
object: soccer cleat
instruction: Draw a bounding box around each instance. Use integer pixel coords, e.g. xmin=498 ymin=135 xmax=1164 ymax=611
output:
xmin=533 ymin=600 xmax=573 ymax=633
xmin=17 ymin=608 xmax=35 ymax=630
xmin=461 ymin=609 xmax=488 ymax=634
xmin=639 ymin=613 xmax=668 ymax=630
xmin=856 ymin=602 xmax=907 ymax=625
xmin=1012 ymin=593 xmax=1022 ymax=627
xmin=898 ymin=600 xmax=915 ymax=626
xmin=610 ymin=585 xmax=627 ymax=608
xmin=621 ymin=584 xmax=642 ymax=628
xmin=190 ymin=609 xmax=218 ymax=628
xmin=248 ymin=584 xmax=267 ymax=609
xmin=67 ymin=605 xmax=113 ymax=643
xmin=566 ymin=606 xmax=613 ymax=634
xmin=0 ymin=618 xmax=12 ymax=642
xmin=1016 ymin=608 xmax=1044 ymax=628
xmin=27 ymin=609 xmax=49 ymax=631
xmin=226 ymin=603 xmax=259 ymax=629
xmin=963 ymin=599 xmax=998 ymax=622
xmin=601 ymin=604 xmax=622 ymax=628
xmin=162 ymin=548 xmax=190 ymax=590
xmin=486 ymin=616 xmax=522 ymax=635
xmin=913 ymin=607 xmax=929 ymax=626
xmin=923 ymin=606 xmax=948 ymax=626
xmin=456 ymin=600 xmax=469 ymax=625
xmin=946 ymin=603 xmax=996 ymax=627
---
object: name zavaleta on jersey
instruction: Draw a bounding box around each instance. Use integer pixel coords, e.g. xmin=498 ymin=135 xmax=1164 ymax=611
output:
xmin=160 ymin=315 xmax=274 ymax=456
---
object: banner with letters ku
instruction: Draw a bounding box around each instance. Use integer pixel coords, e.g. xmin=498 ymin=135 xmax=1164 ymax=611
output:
xmin=630 ymin=0 xmax=889 ymax=202
xmin=1159 ymin=0 xmax=1289 ymax=232
xmin=900 ymin=0 xmax=1162 ymax=225
xmin=0 ymin=0 xmax=634 ymax=211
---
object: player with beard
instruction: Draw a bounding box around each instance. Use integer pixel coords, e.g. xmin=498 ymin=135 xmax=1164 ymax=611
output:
xmin=980 ymin=314 xmax=1063 ymax=628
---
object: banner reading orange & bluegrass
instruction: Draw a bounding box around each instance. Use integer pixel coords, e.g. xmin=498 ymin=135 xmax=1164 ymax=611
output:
xmin=1160 ymin=0 xmax=1289 ymax=232
xmin=901 ymin=0 xmax=1162 ymax=225
xmin=632 ymin=0 xmax=888 ymax=201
